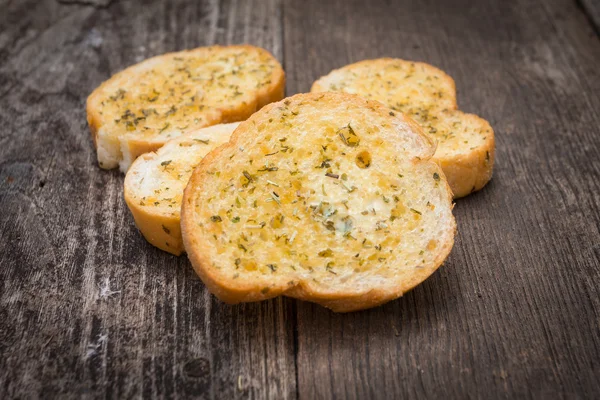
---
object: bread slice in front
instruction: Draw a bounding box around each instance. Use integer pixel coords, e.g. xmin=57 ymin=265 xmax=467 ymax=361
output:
xmin=124 ymin=122 xmax=239 ymax=255
xmin=87 ymin=45 xmax=284 ymax=172
xmin=311 ymin=59 xmax=495 ymax=198
xmin=181 ymin=92 xmax=456 ymax=312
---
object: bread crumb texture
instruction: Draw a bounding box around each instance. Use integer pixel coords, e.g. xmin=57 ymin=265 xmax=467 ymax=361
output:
xmin=87 ymin=45 xmax=284 ymax=172
xmin=181 ymin=92 xmax=456 ymax=312
xmin=311 ymin=59 xmax=495 ymax=198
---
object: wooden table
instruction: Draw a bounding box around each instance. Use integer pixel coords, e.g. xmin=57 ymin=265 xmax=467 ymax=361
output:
xmin=1 ymin=0 xmax=599 ymax=398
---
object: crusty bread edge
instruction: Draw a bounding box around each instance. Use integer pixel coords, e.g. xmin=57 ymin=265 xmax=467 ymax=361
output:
xmin=434 ymin=113 xmax=495 ymax=198
xmin=123 ymin=152 xmax=185 ymax=255
xmin=181 ymin=92 xmax=456 ymax=312
xmin=87 ymin=44 xmax=285 ymax=170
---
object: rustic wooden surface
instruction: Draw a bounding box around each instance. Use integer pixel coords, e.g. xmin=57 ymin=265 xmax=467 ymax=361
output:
xmin=0 ymin=0 xmax=599 ymax=398
xmin=581 ymin=0 xmax=600 ymax=33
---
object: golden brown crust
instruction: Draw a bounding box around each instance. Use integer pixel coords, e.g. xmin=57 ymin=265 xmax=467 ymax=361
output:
xmin=87 ymin=45 xmax=285 ymax=171
xmin=436 ymin=113 xmax=495 ymax=198
xmin=311 ymin=58 xmax=495 ymax=199
xmin=124 ymin=164 xmax=184 ymax=254
xmin=86 ymin=96 xmax=101 ymax=148
xmin=181 ymin=92 xmax=456 ymax=312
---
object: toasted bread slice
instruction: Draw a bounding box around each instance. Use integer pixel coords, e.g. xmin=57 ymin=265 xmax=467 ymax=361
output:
xmin=181 ymin=92 xmax=456 ymax=312
xmin=311 ymin=59 xmax=495 ymax=198
xmin=124 ymin=122 xmax=239 ymax=255
xmin=87 ymin=45 xmax=284 ymax=172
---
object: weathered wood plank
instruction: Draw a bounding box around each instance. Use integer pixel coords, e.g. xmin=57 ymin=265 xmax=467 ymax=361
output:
xmin=0 ymin=0 xmax=295 ymax=398
xmin=283 ymin=0 xmax=600 ymax=398
xmin=579 ymin=0 xmax=600 ymax=34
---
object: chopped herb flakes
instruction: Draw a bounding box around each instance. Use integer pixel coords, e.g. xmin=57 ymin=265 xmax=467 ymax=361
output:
xmin=338 ymin=124 xmax=360 ymax=147
xmin=241 ymin=171 xmax=253 ymax=187
xmin=318 ymin=249 xmax=333 ymax=257
xmin=356 ymin=151 xmax=372 ymax=168
xmin=159 ymin=123 xmax=170 ymax=133
xmin=271 ymin=192 xmax=281 ymax=205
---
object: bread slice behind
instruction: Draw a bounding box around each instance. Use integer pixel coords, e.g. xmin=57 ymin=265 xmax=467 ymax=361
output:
xmin=87 ymin=45 xmax=284 ymax=172
xmin=311 ymin=58 xmax=494 ymax=198
xmin=181 ymin=92 xmax=456 ymax=312
xmin=124 ymin=123 xmax=239 ymax=255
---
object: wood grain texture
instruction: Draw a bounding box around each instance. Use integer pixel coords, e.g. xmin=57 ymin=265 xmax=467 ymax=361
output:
xmin=0 ymin=0 xmax=599 ymax=398
xmin=283 ymin=0 xmax=600 ymax=398
xmin=580 ymin=0 xmax=600 ymax=34
xmin=0 ymin=0 xmax=295 ymax=399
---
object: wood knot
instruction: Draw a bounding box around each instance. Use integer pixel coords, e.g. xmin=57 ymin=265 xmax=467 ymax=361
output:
xmin=183 ymin=357 xmax=210 ymax=378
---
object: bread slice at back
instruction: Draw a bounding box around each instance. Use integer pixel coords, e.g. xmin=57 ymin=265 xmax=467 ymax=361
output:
xmin=311 ymin=59 xmax=495 ymax=198
xmin=181 ymin=92 xmax=456 ymax=312
xmin=87 ymin=45 xmax=284 ymax=172
xmin=124 ymin=122 xmax=239 ymax=255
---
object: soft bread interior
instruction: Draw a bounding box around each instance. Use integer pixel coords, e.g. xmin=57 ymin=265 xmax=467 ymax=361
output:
xmin=126 ymin=123 xmax=239 ymax=218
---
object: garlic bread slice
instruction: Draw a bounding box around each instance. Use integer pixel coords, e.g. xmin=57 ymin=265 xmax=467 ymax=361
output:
xmin=181 ymin=92 xmax=456 ymax=312
xmin=87 ymin=45 xmax=284 ymax=172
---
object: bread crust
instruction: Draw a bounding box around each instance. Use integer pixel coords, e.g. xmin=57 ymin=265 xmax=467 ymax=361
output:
xmin=87 ymin=45 xmax=285 ymax=171
xmin=437 ymin=113 xmax=495 ymax=197
xmin=181 ymin=92 xmax=456 ymax=312
xmin=124 ymin=167 xmax=184 ymax=254
xmin=311 ymin=58 xmax=495 ymax=198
